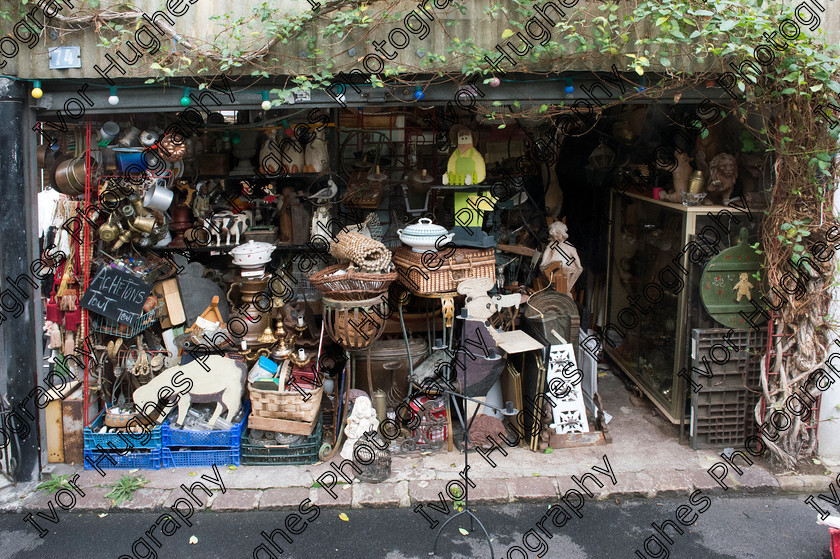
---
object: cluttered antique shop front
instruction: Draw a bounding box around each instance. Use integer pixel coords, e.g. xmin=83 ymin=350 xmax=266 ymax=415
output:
xmin=3 ymin=72 xmax=781 ymax=482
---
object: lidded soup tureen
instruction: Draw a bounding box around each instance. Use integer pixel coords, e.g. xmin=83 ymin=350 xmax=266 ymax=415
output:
xmin=397 ymin=218 xmax=454 ymax=253
xmin=230 ymin=240 xmax=275 ymax=276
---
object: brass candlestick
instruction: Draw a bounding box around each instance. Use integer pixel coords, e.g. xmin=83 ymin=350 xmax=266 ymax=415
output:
xmin=289 ymin=347 xmax=313 ymax=367
xmin=271 ymin=321 xmax=293 ymax=360
xmin=258 ymin=327 xmax=278 ymax=345
xmin=238 ymin=340 xmax=272 ymax=364
xmin=293 ymin=319 xmax=307 ymax=343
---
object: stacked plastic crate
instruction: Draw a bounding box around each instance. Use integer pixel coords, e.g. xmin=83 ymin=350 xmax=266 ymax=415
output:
xmin=689 ymin=327 xmax=767 ymax=449
xmin=240 ymin=416 xmax=323 ymax=466
xmin=83 ymin=411 xmax=163 ymax=470
xmin=161 ymin=403 xmax=249 ymax=468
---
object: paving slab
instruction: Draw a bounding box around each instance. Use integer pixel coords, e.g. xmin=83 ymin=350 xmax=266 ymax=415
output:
xmin=352 ymin=481 xmax=408 ymax=508
xmin=777 ymin=476 xmax=806 ymax=492
xmin=505 ymin=477 xmax=557 ymax=502
xmin=309 ymin=484 xmax=352 ymax=508
xmin=731 ymin=465 xmax=780 ymax=493
xmin=163 ymin=487 xmax=216 ymax=510
xmin=115 ymin=488 xmax=172 ymax=511
xmin=599 ymin=471 xmax=657 ymax=499
xmin=259 ymin=488 xmax=312 ymax=509
xmin=211 ymin=489 xmax=262 ymax=511
xmin=226 ymin=466 xmax=313 ymax=489
xmin=68 ymin=486 xmax=111 ymax=511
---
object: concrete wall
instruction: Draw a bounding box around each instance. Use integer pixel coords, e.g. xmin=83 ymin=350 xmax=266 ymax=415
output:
xmin=6 ymin=0 xmax=674 ymax=79
xmin=818 ymin=188 xmax=840 ymax=465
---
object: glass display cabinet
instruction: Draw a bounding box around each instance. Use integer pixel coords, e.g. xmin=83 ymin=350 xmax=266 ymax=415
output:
xmin=604 ymin=190 xmax=760 ymax=423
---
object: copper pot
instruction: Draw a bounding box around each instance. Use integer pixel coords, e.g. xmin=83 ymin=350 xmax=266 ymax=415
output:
xmin=158 ymin=134 xmax=187 ymax=163
xmin=55 ymin=156 xmax=98 ymax=195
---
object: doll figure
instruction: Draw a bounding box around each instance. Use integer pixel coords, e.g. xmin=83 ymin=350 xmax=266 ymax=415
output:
xmin=733 ymin=272 xmax=754 ymax=302
xmin=442 ymin=129 xmax=486 ymax=186
xmin=539 ymin=221 xmax=583 ymax=295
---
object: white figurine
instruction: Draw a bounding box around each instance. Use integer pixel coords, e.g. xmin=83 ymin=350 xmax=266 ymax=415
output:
xmin=304 ymin=128 xmax=329 ymax=173
xmin=341 ymin=396 xmax=379 ymax=460
xmin=540 ymin=221 xmax=583 ymax=296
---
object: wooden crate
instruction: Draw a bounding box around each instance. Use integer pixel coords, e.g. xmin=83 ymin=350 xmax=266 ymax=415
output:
xmin=247 ymin=415 xmax=318 ymax=436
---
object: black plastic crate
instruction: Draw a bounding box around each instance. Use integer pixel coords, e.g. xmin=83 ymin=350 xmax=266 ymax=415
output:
xmin=690 ymin=328 xmax=767 ymax=390
xmin=690 ymin=386 xmax=747 ymax=449
xmin=241 ymin=418 xmax=323 ymax=466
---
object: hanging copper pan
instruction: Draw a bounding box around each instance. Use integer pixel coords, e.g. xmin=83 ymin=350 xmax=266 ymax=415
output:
xmin=48 ymin=152 xmax=72 ymax=193
xmin=54 ymin=156 xmax=98 ymax=195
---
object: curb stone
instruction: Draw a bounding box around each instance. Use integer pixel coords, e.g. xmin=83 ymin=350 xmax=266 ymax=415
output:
xmin=0 ymin=471 xmax=807 ymax=512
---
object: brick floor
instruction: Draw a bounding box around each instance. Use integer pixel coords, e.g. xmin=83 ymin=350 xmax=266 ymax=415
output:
xmin=211 ymin=490 xmax=262 ymax=511
xmin=259 ymin=488 xmax=312 ymax=510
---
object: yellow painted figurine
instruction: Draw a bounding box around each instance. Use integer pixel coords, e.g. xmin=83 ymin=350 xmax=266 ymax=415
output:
xmin=442 ymin=129 xmax=486 ymax=186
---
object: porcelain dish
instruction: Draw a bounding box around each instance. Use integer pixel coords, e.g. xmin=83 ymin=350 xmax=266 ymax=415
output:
xmin=397 ymin=219 xmax=454 ymax=253
xmin=230 ymin=240 xmax=275 ymax=272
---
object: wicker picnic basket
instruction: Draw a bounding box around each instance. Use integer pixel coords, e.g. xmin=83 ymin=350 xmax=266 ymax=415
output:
xmin=393 ymin=247 xmax=496 ymax=295
xmin=248 ymin=360 xmax=323 ymax=423
xmin=308 ymin=263 xmax=397 ymax=302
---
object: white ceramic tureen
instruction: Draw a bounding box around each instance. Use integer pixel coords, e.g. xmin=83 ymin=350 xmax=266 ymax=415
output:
xmin=397 ymin=218 xmax=454 ymax=253
xmin=230 ymin=240 xmax=275 ymax=276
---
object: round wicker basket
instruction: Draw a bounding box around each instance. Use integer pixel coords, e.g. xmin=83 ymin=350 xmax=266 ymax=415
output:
xmin=309 ymin=264 xmax=397 ymax=302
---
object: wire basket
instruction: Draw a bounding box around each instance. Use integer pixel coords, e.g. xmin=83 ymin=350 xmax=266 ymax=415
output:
xmin=91 ymin=301 xmax=165 ymax=338
xmin=309 ymin=264 xmax=397 ymax=302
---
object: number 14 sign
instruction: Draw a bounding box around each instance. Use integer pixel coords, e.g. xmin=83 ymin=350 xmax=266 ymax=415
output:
xmin=48 ymin=46 xmax=81 ymax=70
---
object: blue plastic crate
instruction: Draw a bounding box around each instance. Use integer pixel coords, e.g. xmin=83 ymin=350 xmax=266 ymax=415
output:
xmin=162 ymin=402 xmax=249 ymax=448
xmin=84 ymin=411 xmax=162 ymax=451
xmin=162 ymin=447 xmax=240 ymax=468
xmin=83 ymin=448 xmax=161 ymax=470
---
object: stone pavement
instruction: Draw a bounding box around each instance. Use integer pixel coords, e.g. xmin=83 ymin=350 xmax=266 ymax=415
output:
xmin=1 ymin=373 xmax=835 ymax=513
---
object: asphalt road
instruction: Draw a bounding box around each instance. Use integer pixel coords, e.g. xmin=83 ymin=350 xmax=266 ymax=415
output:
xmin=0 ymin=494 xmax=830 ymax=559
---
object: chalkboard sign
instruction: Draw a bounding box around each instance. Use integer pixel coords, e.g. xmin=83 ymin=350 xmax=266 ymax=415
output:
xmin=80 ymin=266 xmax=153 ymax=326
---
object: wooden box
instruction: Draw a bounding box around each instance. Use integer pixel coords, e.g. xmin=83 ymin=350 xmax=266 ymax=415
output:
xmin=247 ymin=415 xmax=318 ymax=436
